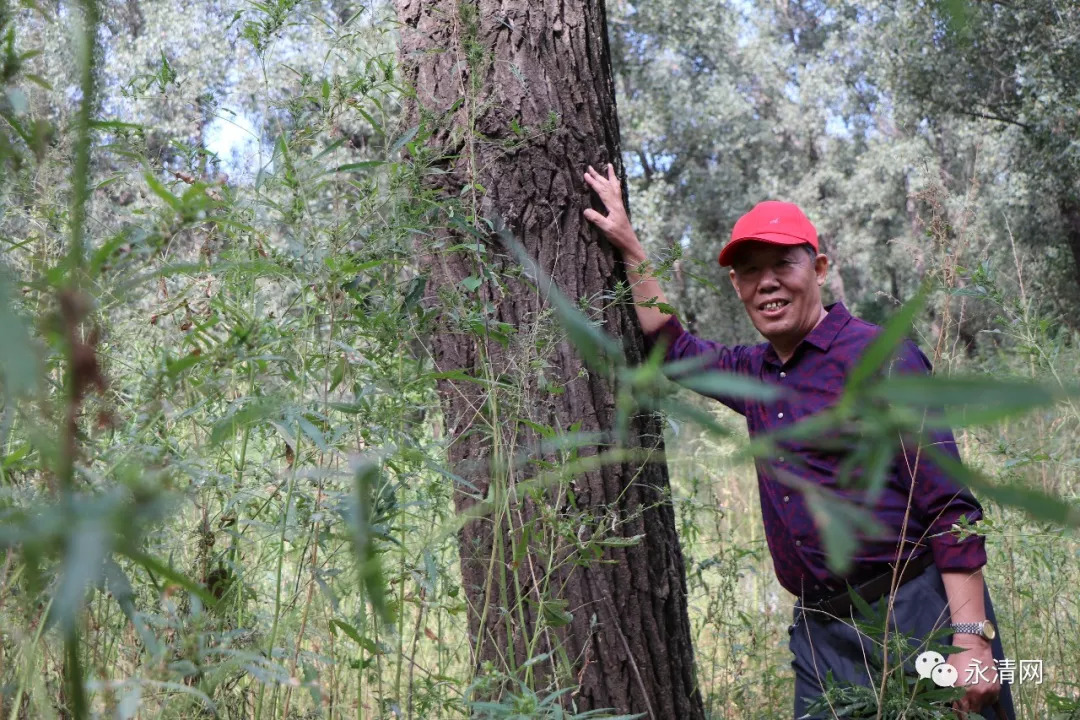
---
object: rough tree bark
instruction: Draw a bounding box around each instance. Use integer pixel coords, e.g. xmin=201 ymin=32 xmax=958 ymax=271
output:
xmin=395 ymin=1 xmax=704 ymax=717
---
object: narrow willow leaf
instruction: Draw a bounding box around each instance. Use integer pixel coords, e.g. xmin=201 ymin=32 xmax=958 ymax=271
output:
xmin=103 ymin=559 xmax=160 ymax=655
xmin=843 ymin=287 xmax=928 ymax=400
xmin=923 ymin=444 xmax=1080 ymax=526
xmin=540 ymin=599 xmax=573 ymax=628
xmin=335 ymin=161 xmax=383 ymax=172
xmin=311 ymin=136 xmax=346 ymax=163
xmin=49 ymin=519 xmax=109 ymax=635
xmin=499 ymin=228 xmax=623 ymax=366
xmin=522 ymin=652 xmax=552 ymax=669
xmin=210 ymin=398 xmax=282 ymax=446
xmin=845 ymin=582 xmax=880 ymax=624
xmin=123 ymin=550 xmax=218 ymax=608
xmin=144 ymin=172 xmax=182 ymax=211
xmin=330 ymin=619 xmax=380 ymax=655
xmin=805 ymin=491 xmax=858 ymax=576
xmin=353 ymin=461 xmax=392 ymax=624
xmin=650 ymin=395 xmax=732 ymax=438
xmin=388 ymin=125 xmax=418 ymax=156
xmin=165 ymin=351 xmax=205 ymax=379
xmin=89 ymin=231 xmax=131 ymax=277
xmin=873 ymin=375 xmax=1076 ymax=422
xmin=675 ymin=370 xmax=783 ymax=401
xmin=0 ymin=271 xmax=38 ymax=396
xmin=594 ymin=534 xmax=645 ymax=548
xmin=660 ymin=351 xmax=726 ymax=378
xmin=296 ymin=414 xmax=328 ymax=452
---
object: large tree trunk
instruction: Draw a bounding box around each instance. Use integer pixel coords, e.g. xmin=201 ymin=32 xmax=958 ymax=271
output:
xmin=395 ymin=1 xmax=704 ymax=717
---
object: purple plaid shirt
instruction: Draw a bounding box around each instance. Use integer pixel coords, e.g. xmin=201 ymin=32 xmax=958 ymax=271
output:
xmin=647 ymin=302 xmax=986 ymax=599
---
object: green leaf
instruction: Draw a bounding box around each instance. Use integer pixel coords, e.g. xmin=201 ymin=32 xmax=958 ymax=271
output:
xmin=540 ymin=599 xmax=573 ymax=627
xmin=2 ymin=442 xmax=31 ymax=469
xmin=24 ymin=73 xmax=53 ymax=90
xmin=872 ymin=375 xmax=1077 ymax=428
xmin=329 ymin=356 xmax=346 ymax=393
xmin=388 ymin=125 xmax=418 ymax=156
xmin=401 ymin=275 xmax=426 ymax=313
xmin=104 ymin=559 xmax=160 ymax=654
xmin=296 ymin=414 xmax=328 ymax=452
xmin=845 ymin=581 xmax=879 ymax=623
xmin=89 ymin=120 xmax=145 ymax=130
xmin=330 ymin=619 xmax=381 ymax=655
xmin=49 ymin=519 xmax=109 ymax=635
xmin=674 ymin=370 xmax=783 ymax=401
xmin=123 ymin=550 xmax=219 ymax=609
xmin=923 ymin=445 xmax=1080 ymax=527
xmin=460 ymin=275 xmax=482 ymax=292
xmin=210 ymin=398 xmax=282 ymax=446
xmin=335 ymin=161 xmax=383 ymax=173
xmin=89 ymin=231 xmax=131 ymax=277
xmin=165 ymin=351 xmax=205 ymax=379
xmin=594 ymin=534 xmax=645 ymax=548
xmin=874 ymin=375 xmax=1065 ymax=408
xmin=0 ymin=271 xmax=38 ymax=397
xmin=842 ymin=286 xmax=928 ymax=401
xmin=800 ymin=480 xmax=886 ymax=576
xmin=353 ymin=461 xmax=392 ymax=625
xmin=499 ymin=226 xmax=623 ymax=366
xmin=311 ymin=137 xmax=346 ymax=163
xmin=805 ymin=491 xmax=858 ymax=576
xmin=650 ymin=395 xmax=731 ymax=438
xmin=144 ymin=172 xmax=182 ymax=211
xmin=354 ymin=107 xmax=383 ymax=136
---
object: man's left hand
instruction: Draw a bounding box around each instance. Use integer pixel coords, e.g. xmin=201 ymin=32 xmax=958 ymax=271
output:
xmin=947 ymin=634 xmax=1001 ymax=715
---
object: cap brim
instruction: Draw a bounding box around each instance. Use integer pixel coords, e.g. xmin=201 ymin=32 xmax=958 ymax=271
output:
xmin=717 ymin=233 xmax=809 ymax=267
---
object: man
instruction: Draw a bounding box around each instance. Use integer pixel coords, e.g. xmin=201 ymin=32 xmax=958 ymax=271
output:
xmin=583 ymin=164 xmax=1015 ymax=719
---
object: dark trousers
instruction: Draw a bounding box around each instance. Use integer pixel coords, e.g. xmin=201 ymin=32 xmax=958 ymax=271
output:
xmin=788 ymin=563 xmax=1016 ymax=719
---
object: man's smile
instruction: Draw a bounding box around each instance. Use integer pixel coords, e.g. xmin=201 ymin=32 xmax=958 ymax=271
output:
xmin=758 ymin=298 xmax=791 ymax=317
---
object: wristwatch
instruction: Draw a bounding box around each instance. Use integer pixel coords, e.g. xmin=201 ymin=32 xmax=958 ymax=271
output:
xmin=950 ymin=620 xmax=996 ymax=640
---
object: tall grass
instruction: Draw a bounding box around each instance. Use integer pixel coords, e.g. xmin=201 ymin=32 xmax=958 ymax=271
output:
xmin=0 ymin=4 xmax=1077 ymax=720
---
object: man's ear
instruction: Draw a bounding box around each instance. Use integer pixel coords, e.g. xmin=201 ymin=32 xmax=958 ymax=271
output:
xmin=728 ymin=268 xmax=739 ymax=294
xmin=814 ymin=254 xmax=828 ymax=286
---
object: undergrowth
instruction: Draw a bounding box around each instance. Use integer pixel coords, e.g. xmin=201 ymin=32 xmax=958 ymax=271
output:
xmin=0 ymin=3 xmax=1077 ymax=720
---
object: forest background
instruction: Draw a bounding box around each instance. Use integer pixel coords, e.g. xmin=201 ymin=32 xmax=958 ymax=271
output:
xmin=1 ymin=0 xmax=1079 ymax=718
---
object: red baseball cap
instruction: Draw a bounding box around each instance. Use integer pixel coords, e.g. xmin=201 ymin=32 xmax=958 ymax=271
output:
xmin=717 ymin=200 xmax=819 ymax=267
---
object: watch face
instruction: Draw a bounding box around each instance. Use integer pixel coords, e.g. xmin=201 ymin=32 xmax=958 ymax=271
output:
xmin=984 ymin=621 xmax=996 ymax=641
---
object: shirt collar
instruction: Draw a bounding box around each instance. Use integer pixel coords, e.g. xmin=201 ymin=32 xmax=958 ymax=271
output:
xmin=763 ymin=302 xmax=852 ymax=366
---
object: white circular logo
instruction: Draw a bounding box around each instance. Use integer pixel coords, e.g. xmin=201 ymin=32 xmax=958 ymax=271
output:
xmin=932 ymin=663 xmax=958 ymax=687
xmin=915 ymin=650 xmax=956 ymax=687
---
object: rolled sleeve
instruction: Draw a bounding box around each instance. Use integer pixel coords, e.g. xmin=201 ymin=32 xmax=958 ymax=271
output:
xmin=643 ymin=314 xmax=689 ymax=361
xmin=892 ymin=340 xmax=987 ymax=572
xmin=642 ymin=314 xmax=756 ymax=416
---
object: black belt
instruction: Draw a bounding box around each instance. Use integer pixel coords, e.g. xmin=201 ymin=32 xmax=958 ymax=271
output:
xmin=805 ymin=551 xmax=935 ymax=618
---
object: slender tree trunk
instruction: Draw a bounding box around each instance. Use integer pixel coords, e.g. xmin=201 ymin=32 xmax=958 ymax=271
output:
xmin=1060 ymin=198 xmax=1080 ymax=319
xmin=395 ymin=1 xmax=704 ymax=717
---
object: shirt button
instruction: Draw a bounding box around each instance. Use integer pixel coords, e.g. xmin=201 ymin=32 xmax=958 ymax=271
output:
xmin=814 ymin=584 xmax=821 ymax=590
xmin=777 ymin=412 xmax=784 ymax=419
xmin=780 ymin=371 xmax=787 ymax=378
xmin=795 ymin=540 xmax=802 ymax=547
xmin=779 ymin=456 xmax=785 ymax=463
xmin=783 ymin=495 xmax=790 ymax=503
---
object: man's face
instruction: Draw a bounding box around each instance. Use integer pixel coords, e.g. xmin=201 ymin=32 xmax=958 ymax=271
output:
xmin=728 ymin=242 xmax=828 ymax=349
